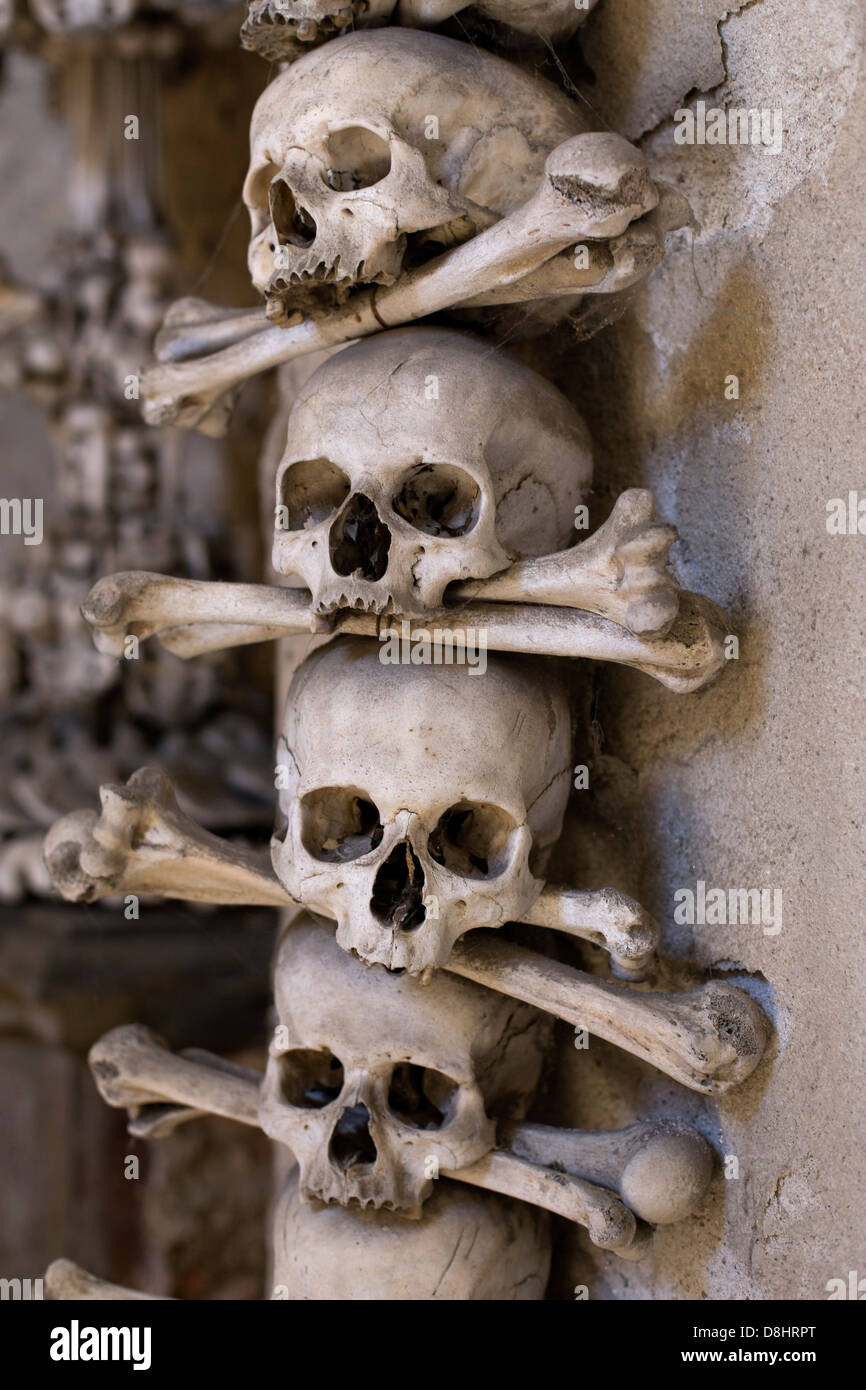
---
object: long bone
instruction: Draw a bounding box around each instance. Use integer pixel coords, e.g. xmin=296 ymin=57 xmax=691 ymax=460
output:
xmin=502 ymin=1120 xmax=714 ymax=1228
xmin=88 ymin=1025 xmax=717 ymax=1255
xmin=524 ymin=885 xmax=659 ymax=982
xmin=458 ymin=209 xmax=683 ymax=308
xmin=44 ymin=773 xmax=767 ymax=1094
xmin=447 ymin=936 xmax=768 ymax=1095
xmin=45 ymin=1260 xmax=168 ymax=1301
xmin=451 ymin=1150 xmax=649 ymax=1257
xmin=79 ymin=574 xmax=728 ymax=694
xmin=141 ymin=133 xmax=659 ymax=432
xmin=81 ymin=487 xmax=680 ymax=643
xmin=452 ymin=489 xmax=680 ymax=638
xmin=365 ymin=595 xmax=727 ymax=693
xmin=84 ymin=488 xmax=682 ymax=642
xmin=240 ymin=0 xmax=598 ymax=64
xmin=154 ymin=210 xmax=664 ymax=361
xmin=89 ymin=1025 xmax=263 ymax=1131
xmin=154 ymin=187 xmax=685 ymax=362
xmin=42 ymin=766 xmax=291 ymax=909
xmin=43 ymin=767 xmax=658 ymax=979
xmin=151 ymin=204 xmax=670 ymax=390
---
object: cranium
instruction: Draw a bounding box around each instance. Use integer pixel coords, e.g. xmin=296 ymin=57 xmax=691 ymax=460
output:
xmin=243 ymin=28 xmax=585 ymax=311
xmin=259 ymin=914 xmax=550 ymax=1214
xmin=241 ymin=0 xmax=597 ymax=65
xmin=242 ymin=0 xmax=396 ymax=62
xmin=271 ymin=1172 xmax=550 ymax=1298
xmin=272 ymin=636 xmax=572 ymax=973
xmin=273 ymin=327 xmax=592 ymax=616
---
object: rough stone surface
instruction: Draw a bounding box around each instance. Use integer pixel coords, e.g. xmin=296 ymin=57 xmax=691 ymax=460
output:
xmin=544 ymin=0 xmax=865 ymax=1299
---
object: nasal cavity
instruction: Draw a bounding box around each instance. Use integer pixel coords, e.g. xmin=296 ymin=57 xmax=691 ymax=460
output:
xmin=329 ymin=1103 xmax=378 ymax=1172
xmin=370 ymin=840 xmax=427 ymax=932
xmin=329 ymin=493 xmax=391 ymax=581
xmin=269 ymin=177 xmax=317 ymax=248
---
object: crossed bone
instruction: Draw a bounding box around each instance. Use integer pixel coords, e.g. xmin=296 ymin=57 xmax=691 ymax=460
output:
xmin=88 ymin=1022 xmax=715 ymax=1257
xmin=44 ymin=768 xmax=768 ymax=1096
xmin=140 ymin=134 xmax=688 ymax=434
xmin=45 ymin=1259 xmax=169 ymax=1301
xmin=44 ymin=1085 xmax=706 ymax=1297
xmin=75 ymin=491 xmax=729 ymax=693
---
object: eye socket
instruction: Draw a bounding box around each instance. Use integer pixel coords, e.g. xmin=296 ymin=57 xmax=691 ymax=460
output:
xmin=392 ymin=464 xmax=480 ymax=538
xmin=277 ymin=459 xmax=350 ymax=532
xmin=427 ymin=801 xmax=517 ymax=879
xmin=388 ymin=1063 xmax=459 ymax=1131
xmin=300 ymin=786 xmax=384 ymax=862
xmin=277 ymin=1048 xmax=344 ymax=1109
xmin=323 ymin=127 xmax=391 ymax=191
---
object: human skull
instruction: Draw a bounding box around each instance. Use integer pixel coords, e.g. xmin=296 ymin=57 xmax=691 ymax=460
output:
xmin=273 ymin=327 xmax=592 ymax=616
xmin=243 ymin=28 xmax=584 ymax=310
xmin=241 ymin=0 xmax=593 ymax=63
xmin=272 ymin=1171 xmax=550 ymax=1298
xmin=241 ymin=0 xmax=395 ymax=63
xmin=272 ymin=637 xmax=572 ymax=973
xmin=260 ymin=914 xmax=550 ymax=1214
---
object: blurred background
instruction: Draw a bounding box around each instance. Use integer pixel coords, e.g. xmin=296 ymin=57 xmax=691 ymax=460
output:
xmin=0 ymin=2 xmax=277 ymax=1297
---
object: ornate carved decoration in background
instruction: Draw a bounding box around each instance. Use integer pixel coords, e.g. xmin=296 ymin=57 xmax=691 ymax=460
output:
xmin=0 ymin=14 xmax=272 ymax=901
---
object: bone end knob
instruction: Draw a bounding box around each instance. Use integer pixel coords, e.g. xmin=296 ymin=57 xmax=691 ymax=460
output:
xmin=89 ymin=1024 xmax=167 ymax=1109
xmin=543 ymin=133 xmax=659 ymax=239
xmin=697 ymin=982 xmax=770 ymax=1090
xmin=43 ymin=809 xmax=102 ymax=902
xmin=587 ymin=1198 xmax=637 ymax=1252
xmin=80 ymin=571 xmax=149 ymax=655
xmin=81 ymin=572 xmax=126 ymax=628
xmin=620 ymin=1130 xmax=714 ymax=1226
xmin=45 ymin=1259 xmax=167 ymax=1301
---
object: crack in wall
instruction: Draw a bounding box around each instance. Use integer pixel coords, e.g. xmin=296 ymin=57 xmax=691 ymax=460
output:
xmin=636 ymin=0 xmax=769 ymax=147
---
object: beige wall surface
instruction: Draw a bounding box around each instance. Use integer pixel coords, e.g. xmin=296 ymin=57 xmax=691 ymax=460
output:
xmin=548 ymin=0 xmax=865 ymax=1300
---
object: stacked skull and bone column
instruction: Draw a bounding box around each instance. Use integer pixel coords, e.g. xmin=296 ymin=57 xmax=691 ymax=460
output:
xmin=43 ymin=6 xmax=769 ymax=1300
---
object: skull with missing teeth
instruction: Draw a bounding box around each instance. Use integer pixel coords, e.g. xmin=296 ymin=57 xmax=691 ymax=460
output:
xmin=242 ymin=0 xmax=394 ymax=62
xmin=272 ymin=637 xmax=572 ymax=974
xmin=260 ymin=914 xmax=550 ymax=1214
xmin=241 ymin=0 xmax=597 ymax=65
xmin=243 ymin=28 xmax=584 ymax=311
xmin=273 ymin=327 xmax=591 ymax=616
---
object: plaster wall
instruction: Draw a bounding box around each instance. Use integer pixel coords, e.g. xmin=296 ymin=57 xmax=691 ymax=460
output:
xmin=550 ymin=0 xmax=865 ymax=1300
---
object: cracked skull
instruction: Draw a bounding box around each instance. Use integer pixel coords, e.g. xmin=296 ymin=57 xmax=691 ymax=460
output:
xmin=243 ymin=27 xmax=584 ymax=311
xmin=259 ymin=913 xmax=550 ymax=1213
xmin=272 ymin=636 xmax=572 ymax=973
xmin=273 ymin=327 xmax=592 ymax=616
xmin=271 ymin=1172 xmax=550 ymax=1298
